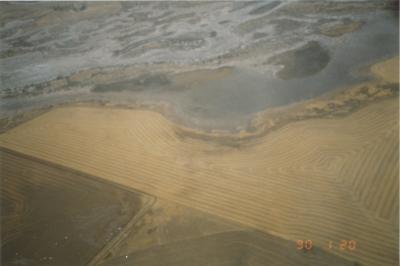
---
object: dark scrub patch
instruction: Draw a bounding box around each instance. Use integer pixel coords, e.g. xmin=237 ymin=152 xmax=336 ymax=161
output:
xmin=268 ymin=41 xmax=330 ymax=80
xmin=253 ymin=32 xmax=268 ymax=40
xmin=93 ymin=74 xmax=171 ymax=93
xmin=270 ymin=18 xmax=303 ymax=32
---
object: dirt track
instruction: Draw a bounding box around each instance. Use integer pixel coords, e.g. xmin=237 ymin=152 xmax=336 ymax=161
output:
xmin=1 ymin=57 xmax=398 ymax=265
xmin=1 ymin=88 xmax=398 ymax=265
xmin=102 ymin=231 xmax=356 ymax=266
xmin=0 ymin=148 xmax=151 ymax=266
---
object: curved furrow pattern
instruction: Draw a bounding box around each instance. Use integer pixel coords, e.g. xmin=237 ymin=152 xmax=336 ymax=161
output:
xmin=0 ymin=98 xmax=398 ymax=265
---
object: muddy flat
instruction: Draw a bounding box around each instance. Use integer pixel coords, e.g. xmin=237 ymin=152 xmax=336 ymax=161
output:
xmin=1 ymin=1 xmax=398 ymax=131
xmin=0 ymin=2 xmax=398 ymax=266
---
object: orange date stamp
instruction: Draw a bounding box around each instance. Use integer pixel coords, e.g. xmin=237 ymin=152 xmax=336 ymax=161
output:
xmin=297 ymin=240 xmax=357 ymax=251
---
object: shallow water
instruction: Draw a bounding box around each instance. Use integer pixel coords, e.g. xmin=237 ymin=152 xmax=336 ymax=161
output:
xmin=135 ymin=11 xmax=399 ymax=129
xmin=0 ymin=4 xmax=398 ymax=130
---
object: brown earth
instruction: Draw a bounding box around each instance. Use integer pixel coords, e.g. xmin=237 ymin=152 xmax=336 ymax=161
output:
xmin=318 ymin=20 xmax=363 ymax=37
xmin=102 ymin=231 xmax=357 ymax=266
xmin=0 ymin=148 xmax=152 ymax=266
xmin=1 ymin=57 xmax=398 ymax=265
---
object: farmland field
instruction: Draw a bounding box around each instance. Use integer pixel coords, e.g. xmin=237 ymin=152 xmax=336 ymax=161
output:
xmin=0 ymin=1 xmax=398 ymax=266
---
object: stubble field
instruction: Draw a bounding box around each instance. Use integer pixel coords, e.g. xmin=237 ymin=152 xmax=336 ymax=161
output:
xmin=1 ymin=58 xmax=398 ymax=265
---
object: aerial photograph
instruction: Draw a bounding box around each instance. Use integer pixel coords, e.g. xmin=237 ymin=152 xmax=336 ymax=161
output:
xmin=0 ymin=1 xmax=398 ymax=265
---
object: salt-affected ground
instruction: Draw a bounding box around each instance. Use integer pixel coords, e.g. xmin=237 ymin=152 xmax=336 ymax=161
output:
xmin=0 ymin=1 xmax=398 ymax=130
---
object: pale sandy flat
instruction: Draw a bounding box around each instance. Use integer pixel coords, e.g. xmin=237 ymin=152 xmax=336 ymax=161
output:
xmin=371 ymin=56 xmax=399 ymax=83
xmin=1 ymin=95 xmax=398 ymax=265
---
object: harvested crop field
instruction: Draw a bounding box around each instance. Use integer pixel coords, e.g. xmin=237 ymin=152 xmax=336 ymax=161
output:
xmin=96 ymin=196 xmax=357 ymax=266
xmin=1 ymin=89 xmax=398 ymax=265
xmin=0 ymin=148 xmax=152 ymax=266
xmin=0 ymin=2 xmax=398 ymax=265
xmin=102 ymin=230 xmax=356 ymax=266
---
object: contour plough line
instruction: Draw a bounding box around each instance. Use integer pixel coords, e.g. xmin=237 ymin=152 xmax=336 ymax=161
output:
xmin=0 ymin=97 xmax=398 ymax=266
